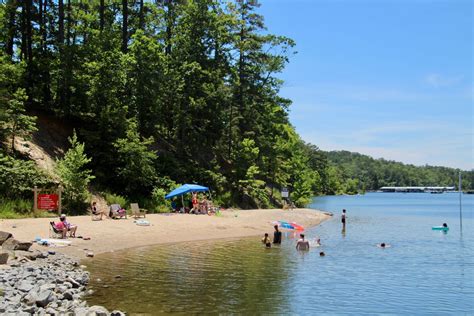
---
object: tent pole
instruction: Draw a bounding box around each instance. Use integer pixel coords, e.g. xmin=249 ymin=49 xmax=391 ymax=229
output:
xmin=181 ymin=195 xmax=184 ymax=212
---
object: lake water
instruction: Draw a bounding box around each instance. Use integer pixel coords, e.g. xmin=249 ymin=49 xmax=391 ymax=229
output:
xmin=85 ymin=193 xmax=474 ymax=314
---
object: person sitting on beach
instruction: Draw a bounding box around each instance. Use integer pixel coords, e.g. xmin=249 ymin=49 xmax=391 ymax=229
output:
xmin=273 ymin=225 xmax=282 ymax=244
xmin=296 ymin=234 xmax=310 ymax=251
xmin=57 ymin=214 xmax=77 ymax=237
xmin=91 ymin=201 xmax=104 ymax=220
xmin=54 ymin=220 xmax=68 ymax=239
xmin=262 ymin=233 xmax=272 ymax=248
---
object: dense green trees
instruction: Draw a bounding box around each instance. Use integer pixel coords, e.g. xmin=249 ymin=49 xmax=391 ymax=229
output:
xmin=324 ymin=151 xmax=473 ymax=192
xmin=0 ymin=1 xmax=472 ymax=213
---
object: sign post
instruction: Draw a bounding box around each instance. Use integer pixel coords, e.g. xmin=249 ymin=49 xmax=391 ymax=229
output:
xmin=32 ymin=185 xmax=63 ymax=216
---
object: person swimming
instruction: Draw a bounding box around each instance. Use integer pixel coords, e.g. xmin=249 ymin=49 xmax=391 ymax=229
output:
xmin=319 ymin=252 xmax=325 ymax=257
xmin=378 ymin=242 xmax=391 ymax=248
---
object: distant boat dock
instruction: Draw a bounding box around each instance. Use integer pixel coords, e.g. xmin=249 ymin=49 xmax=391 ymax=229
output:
xmin=380 ymin=186 xmax=456 ymax=193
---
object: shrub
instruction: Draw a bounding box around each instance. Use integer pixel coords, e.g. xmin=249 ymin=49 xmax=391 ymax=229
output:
xmin=0 ymin=199 xmax=33 ymax=219
xmin=0 ymin=153 xmax=51 ymax=198
xmin=104 ymin=192 xmax=129 ymax=209
xmin=57 ymin=131 xmax=94 ymax=214
xmin=151 ymin=187 xmax=171 ymax=212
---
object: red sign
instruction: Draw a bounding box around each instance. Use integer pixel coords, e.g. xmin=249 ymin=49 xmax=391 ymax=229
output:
xmin=38 ymin=194 xmax=59 ymax=210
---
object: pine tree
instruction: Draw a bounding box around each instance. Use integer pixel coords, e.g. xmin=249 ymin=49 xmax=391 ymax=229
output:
xmin=57 ymin=131 xmax=94 ymax=212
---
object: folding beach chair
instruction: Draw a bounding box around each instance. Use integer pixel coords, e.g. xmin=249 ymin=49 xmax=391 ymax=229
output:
xmin=109 ymin=204 xmax=127 ymax=219
xmin=131 ymin=203 xmax=147 ymax=219
xmin=49 ymin=221 xmax=64 ymax=238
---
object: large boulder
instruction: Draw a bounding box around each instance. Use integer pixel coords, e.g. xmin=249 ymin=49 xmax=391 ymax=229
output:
xmin=2 ymin=239 xmax=32 ymax=251
xmin=0 ymin=231 xmax=12 ymax=245
xmin=35 ymin=290 xmax=54 ymax=308
xmin=0 ymin=251 xmax=9 ymax=264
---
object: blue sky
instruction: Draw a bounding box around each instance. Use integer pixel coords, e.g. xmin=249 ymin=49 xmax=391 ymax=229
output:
xmin=258 ymin=0 xmax=473 ymax=170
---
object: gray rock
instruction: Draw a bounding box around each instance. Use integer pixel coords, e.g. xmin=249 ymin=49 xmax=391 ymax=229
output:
xmin=62 ymin=290 xmax=74 ymax=300
xmin=57 ymin=285 xmax=68 ymax=294
xmin=17 ymin=280 xmax=34 ymax=292
xmin=0 ymin=251 xmax=9 ymax=264
xmin=66 ymin=277 xmax=81 ymax=288
xmin=45 ymin=307 xmax=57 ymax=315
xmin=35 ymin=290 xmax=53 ymax=307
xmin=0 ymin=231 xmax=12 ymax=245
xmin=22 ymin=305 xmax=38 ymax=314
xmin=73 ymin=307 xmax=90 ymax=316
xmin=88 ymin=305 xmax=109 ymax=316
xmin=2 ymin=239 xmax=32 ymax=251
xmin=39 ymin=283 xmax=56 ymax=293
xmin=15 ymin=250 xmax=42 ymax=260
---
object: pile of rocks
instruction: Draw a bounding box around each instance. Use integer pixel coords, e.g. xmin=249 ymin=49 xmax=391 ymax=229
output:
xmin=0 ymin=231 xmax=124 ymax=315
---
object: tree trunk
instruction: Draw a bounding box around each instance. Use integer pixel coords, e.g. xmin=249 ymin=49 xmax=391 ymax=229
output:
xmin=165 ymin=0 xmax=174 ymax=55
xmin=122 ymin=0 xmax=128 ymax=52
xmin=66 ymin=0 xmax=71 ymax=47
xmin=6 ymin=0 xmax=17 ymax=58
xmin=39 ymin=0 xmax=44 ymax=51
xmin=99 ymin=0 xmax=105 ymax=31
xmin=139 ymin=0 xmax=144 ymax=30
xmin=25 ymin=0 xmax=33 ymax=63
xmin=58 ymin=0 xmax=64 ymax=46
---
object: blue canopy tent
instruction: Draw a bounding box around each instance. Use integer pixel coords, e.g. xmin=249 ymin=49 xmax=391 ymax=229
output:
xmin=165 ymin=184 xmax=210 ymax=212
xmin=165 ymin=184 xmax=209 ymax=199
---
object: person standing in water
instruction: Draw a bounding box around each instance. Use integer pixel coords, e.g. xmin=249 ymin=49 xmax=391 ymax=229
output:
xmin=262 ymin=233 xmax=272 ymax=248
xmin=296 ymin=234 xmax=310 ymax=251
xmin=273 ymin=225 xmax=282 ymax=244
xmin=341 ymin=209 xmax=347 ymax=227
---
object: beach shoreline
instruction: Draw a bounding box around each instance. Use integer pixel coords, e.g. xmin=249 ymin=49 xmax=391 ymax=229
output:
xmin=0 ymin=208 xmax=331 ymax=260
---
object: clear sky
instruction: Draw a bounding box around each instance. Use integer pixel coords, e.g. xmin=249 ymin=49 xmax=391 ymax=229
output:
xmin=258 ymin=0 xmax=473 ymax=170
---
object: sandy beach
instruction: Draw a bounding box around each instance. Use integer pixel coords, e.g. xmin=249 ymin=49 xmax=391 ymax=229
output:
xmin=0 ymin=209 xmax=331 ymax=260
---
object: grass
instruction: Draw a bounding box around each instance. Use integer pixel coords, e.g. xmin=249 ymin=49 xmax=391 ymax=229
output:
xmin=0 ymin=199 xmax=59 ymax=219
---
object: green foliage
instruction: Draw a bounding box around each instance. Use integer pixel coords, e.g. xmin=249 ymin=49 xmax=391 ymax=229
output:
xmin=0 ymin=199 xmax=33 ymax=219
xmin=2 ymin=88 xmax=37 ymax=151
xmin=104 ymin=192 xmax=129 ymax=209
xmin=113 ymin=120 xmax=157 ymax=195
xmin=57 ymin=131 xmax=94 ymax=213
xmin=151 ymin=187 xmax=171 ymax=212
xmin=0 ymin=153 xmax=50 ymax=198
xmin=325 ymin=150 xmax=472 ymax=192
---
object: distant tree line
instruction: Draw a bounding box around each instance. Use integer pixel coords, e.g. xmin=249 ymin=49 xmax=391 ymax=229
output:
xmin=323 ymin=151 xmax=474 ymax=194
xmin=0 ymin=1 xmax=471 ymax=213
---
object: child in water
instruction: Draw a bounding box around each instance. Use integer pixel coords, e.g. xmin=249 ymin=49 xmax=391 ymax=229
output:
xmin=262 ymin=233 xmax=271 ymax=248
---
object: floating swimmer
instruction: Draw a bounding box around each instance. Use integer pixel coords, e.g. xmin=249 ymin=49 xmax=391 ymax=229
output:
xmin=377 ymin=242 xmax=391 ymax=248
xmin=432 ymin=223 xmax=449 ymax=231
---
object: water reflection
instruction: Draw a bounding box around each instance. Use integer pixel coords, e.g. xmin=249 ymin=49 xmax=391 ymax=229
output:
xmin=86 ymin=238 xmax=295 ymax=314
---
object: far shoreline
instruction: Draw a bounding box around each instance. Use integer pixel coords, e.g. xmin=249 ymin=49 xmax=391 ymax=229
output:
xmin=0 ymin=208 xmax=332 ymax=260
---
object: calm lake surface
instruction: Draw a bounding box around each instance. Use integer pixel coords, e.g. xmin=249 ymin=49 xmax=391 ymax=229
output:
xmin=85 ymin=193 xmax=474 ymax=314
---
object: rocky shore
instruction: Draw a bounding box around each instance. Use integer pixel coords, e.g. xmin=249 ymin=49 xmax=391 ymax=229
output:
xmin=0 ymin=231 xmax=123 ymax=315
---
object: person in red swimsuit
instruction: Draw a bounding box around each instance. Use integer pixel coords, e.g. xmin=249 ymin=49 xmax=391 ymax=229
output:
xmin=192 ymin=192 xmax=199 ymax=213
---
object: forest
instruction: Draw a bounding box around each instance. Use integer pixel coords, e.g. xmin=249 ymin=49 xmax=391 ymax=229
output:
xmin=0 ymin=0 xmax=472 ymax=216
